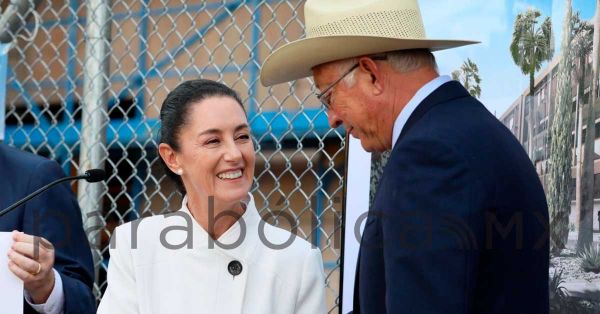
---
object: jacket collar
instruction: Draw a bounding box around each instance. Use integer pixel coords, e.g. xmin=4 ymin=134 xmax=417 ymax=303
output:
xmin=395 ymin=80 xmax=470 ymax=145
xmin=391 ymin=75 xmax=451 ymax=149
xmin=177 ymin=194 xmax=261 ymax=262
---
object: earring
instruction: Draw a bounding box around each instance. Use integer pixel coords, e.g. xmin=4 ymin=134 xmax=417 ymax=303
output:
xmin=176 ymin=169 xmax=183 ymax=175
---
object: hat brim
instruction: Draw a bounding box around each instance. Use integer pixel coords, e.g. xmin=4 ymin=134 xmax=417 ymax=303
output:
xmin=260 ymin=36 xmax=479 ymax=86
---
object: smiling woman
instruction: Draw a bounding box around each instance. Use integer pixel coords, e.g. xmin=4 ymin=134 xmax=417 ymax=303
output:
xmin=97 ymin=79 xmax=326 ymax=314
xmin=157 ymin=81 xmax=255 ymax=238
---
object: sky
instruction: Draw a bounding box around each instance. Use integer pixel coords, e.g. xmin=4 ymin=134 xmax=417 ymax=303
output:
xmin=419 ymin=0 xmax=596 ymax=117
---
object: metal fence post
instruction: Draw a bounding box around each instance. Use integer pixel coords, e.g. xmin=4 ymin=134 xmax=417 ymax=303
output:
xmin=77 ymin=0 xmax=112 ymax=289
xmin=0 ymin=43 xmax=8 ymax=141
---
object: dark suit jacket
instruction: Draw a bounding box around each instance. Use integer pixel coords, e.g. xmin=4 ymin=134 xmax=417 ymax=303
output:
xmin=0 ymin=144 xmax=96 ymax=314
xmin=354 ymin=81 xmax=549 ymax=314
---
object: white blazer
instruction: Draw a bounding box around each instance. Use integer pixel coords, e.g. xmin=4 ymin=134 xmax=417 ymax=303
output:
xmin=97 ymin=194 xmax=326 ymax=314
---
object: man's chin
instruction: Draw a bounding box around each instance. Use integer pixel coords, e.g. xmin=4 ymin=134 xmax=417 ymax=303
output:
xmin=359 ymin=139 xmax=387 ymax=153
xmin=359 ymin=141 xmax=374 ymax=153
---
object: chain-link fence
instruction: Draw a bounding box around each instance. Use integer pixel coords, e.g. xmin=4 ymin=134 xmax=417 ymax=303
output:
xmin=2 ymin=0 xmax=344 ymax=312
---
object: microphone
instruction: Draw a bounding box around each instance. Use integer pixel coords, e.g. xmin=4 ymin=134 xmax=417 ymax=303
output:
xmin=0 ymin=168 xmax=106 ymax=218
xmin=84 ymin=169 xmax=106 ymax=183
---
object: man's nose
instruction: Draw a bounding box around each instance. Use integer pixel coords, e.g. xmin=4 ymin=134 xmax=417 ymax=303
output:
xmin=327 ymin=110 xmax=343 ymax=129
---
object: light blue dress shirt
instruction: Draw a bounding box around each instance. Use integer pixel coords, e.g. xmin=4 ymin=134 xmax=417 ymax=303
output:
xmin=24 ymin=268 xmax=64 ymax=314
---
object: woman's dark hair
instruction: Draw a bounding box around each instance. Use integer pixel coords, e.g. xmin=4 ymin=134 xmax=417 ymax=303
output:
xmin=159 ymin=79 xmax=245 ymax=194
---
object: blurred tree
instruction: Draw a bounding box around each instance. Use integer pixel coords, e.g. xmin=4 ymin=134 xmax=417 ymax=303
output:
xmin=578 ymin=4 xmax=599 ymax=253
xmin=451 ymin=58 xmax=482 ymax=98
xmin=510 ymin=8 xmax=554 ymax=158
xmin=547 ymin=0 xmax=574 ymax=255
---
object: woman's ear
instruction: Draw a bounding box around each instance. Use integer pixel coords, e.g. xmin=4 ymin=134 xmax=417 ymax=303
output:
xmin=158 ymin=143 xmax=181 ymax=173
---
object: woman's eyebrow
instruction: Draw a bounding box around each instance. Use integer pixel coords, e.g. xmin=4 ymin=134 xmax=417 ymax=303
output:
xmin=198 ymin=124 xmax=249 ymax=137
xmin=235 ymin=124 xmax=250 ymax=132
xmin=197 ymin=128 xmax=221 ymax=137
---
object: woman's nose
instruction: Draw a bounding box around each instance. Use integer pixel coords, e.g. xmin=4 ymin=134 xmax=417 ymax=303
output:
xmin=223 ymin=140 xmax=243 ymax=161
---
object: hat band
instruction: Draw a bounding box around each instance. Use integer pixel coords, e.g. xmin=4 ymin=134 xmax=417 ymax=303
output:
xmin=306 ymin=9 xmax=426 ymax=39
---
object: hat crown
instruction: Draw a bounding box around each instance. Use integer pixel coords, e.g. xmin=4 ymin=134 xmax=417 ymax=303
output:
xmin=304 ymin=0 xmax=426 ymax=39
xmin=259 ymin=0 xmax=477 ymax=86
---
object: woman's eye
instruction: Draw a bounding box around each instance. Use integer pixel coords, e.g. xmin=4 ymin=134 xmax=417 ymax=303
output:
xmin=206 ymin=139 xmax=220 ymax=145
xmin=236 ymin=134 xmax=250 ymax=140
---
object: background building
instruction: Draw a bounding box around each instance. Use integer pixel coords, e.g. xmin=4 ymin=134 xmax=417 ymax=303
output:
xmin=499 ymin=42 xmax=599 ymax=239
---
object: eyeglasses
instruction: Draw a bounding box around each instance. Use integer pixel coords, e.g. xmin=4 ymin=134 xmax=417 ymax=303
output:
xmin=316 ymin=64 xmax=358 ymax=110
xmin=316 ymin=55 xmax=387 ymax=110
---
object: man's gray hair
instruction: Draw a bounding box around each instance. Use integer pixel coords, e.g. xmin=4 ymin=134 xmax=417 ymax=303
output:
xmin=338 ymin=49 xmax=438 ymax=86
xmin=385 ymin=49 xmax=439 ymax=73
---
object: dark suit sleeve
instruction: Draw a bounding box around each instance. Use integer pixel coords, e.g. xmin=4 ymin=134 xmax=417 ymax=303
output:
xmin=381 ymin=137 xmax=483 ymax=313
xmin=21 ymin=160 xmax=96 ymax=314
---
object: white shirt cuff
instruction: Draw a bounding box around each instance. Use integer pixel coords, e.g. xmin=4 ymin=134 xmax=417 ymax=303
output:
xmin=24 ymin=268 xmax=64 ymax=314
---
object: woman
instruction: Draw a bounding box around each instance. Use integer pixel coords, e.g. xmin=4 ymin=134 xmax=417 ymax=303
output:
xmin=98 ymin=80 xmax=326 ymax=313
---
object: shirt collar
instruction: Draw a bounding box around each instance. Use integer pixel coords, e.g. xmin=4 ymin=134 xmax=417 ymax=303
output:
xmin=391 ymin=75 xmax=451 ymax=149
xmin=178 ymin=193 xmax=260 ymax=261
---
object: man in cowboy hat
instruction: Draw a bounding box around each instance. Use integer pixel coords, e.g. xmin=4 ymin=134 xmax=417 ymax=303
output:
xmin=261 ymin=0 xmax=549 ymax=313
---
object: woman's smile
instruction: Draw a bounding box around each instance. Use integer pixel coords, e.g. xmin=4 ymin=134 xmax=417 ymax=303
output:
xmin=216 ymin=168 xmax=244 ymax=181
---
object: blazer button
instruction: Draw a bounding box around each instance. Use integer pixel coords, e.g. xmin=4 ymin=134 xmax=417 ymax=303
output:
xmin=228 ymin=260 xmax=242 ymax=276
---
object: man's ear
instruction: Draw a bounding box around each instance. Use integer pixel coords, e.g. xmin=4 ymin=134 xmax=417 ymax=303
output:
xmin=158 ymin=143 xmax=181 ymax=173
xmin=357 ymin=56 xmax=385 ymax=96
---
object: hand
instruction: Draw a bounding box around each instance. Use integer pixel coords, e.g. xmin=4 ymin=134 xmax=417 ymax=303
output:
xmin=7 ymin=231 xmax=56 ymax=304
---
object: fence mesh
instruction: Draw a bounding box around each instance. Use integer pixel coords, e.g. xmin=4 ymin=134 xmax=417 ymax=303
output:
xmin=3 ymin=0 xmax=344 ymax=312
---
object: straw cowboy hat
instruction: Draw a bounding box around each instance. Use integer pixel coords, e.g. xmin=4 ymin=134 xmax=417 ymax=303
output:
xmin=260 ymin=0 xmax=478 ymax=87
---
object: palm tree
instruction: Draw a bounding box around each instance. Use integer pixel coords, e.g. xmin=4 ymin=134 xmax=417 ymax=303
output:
xmin=451 ymin=70 xmax=460 ymax=81
xmin=579 ymin=3 xmax=600 ymax=253
xmin=594 ymin=1 xmax=600 ymax=105
xmin=510 ymin=8 xmax=554 ymax=158
xmin=547 ymin=0 xmax=574 ymax=255
xmin=451 ymin=58 xmax=482 ymax=98
xmin=595 ymin=3 xmax=600 ymax=106
xmin=574 ymin=0 xmax=600 ymax=252
xmin=594 ymin=0 xmax=600 ymax=235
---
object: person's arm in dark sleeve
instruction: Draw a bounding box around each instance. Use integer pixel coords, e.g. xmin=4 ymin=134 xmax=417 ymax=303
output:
xmin=22 ymin=159 xmax=96 ymax=314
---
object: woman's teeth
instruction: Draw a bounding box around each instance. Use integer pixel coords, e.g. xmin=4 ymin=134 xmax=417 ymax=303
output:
xmin=217 ymin=170 xmax=243 ymax=180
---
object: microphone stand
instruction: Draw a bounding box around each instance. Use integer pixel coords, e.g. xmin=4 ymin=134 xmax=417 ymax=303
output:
xmin=0 ymin=170 xmax=104 ymax=218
